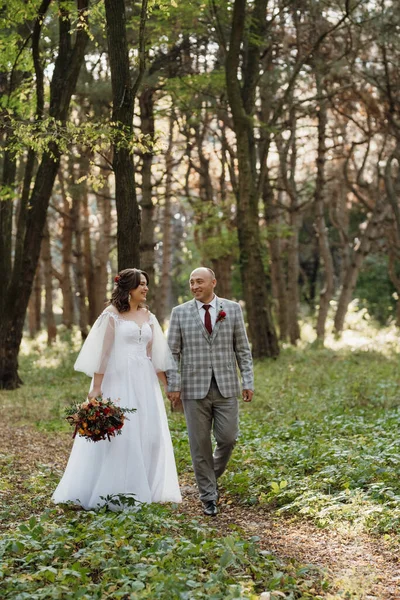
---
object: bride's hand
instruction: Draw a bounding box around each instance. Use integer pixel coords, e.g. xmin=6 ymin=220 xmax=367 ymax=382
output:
xmin=88 ymin=388 xmax=102 ymax=400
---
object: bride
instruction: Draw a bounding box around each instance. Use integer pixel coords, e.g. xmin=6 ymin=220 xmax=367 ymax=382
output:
xmin=52 ymin=268 xmax=182 ymax=509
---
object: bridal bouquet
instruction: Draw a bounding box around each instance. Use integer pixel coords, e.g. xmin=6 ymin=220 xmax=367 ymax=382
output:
xmin=65 ymin=397 xmax=136 ymax=442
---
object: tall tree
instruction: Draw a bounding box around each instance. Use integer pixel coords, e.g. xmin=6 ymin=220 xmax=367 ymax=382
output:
xmin=0 ymin=0 xmax=89 ymax=389
xmin=104 ymin=0 xmax=148 ymax=271
xmin=225 ymin=0 xmax=279 ymax=358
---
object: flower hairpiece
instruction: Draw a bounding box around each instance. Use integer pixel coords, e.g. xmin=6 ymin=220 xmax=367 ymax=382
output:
xmin=114 ymin=275 xmax=120 ymax=283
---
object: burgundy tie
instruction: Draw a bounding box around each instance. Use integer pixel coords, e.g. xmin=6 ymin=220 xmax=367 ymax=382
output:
xmin=202 ymin=304 xmax=212 ymax=334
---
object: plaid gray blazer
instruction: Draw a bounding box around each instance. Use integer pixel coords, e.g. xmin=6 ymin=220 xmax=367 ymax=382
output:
xmin=167 ymin=296 xmax=254 ymax=400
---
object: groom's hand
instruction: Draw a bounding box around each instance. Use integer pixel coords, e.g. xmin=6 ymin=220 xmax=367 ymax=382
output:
xmin=242 ymin=389 xmax=253 ymax=403
xmin=168 ymin=391 xmax=181 ymax=408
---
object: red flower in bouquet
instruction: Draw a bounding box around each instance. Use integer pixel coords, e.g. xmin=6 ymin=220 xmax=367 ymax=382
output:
xmin=65 ymin=397 xmax=136 ymax=442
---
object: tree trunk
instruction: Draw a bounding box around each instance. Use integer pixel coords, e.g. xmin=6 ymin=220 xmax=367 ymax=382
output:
xmin=334 ymin=201 xmax=390 ymax=333
xmin=212 ymin=256 xmax=233 ymax=299
xmin=276 ymin=111 xmax=301 ymax=345
xmin=82 ymin=176 xmax=96 ymax=325
xmin=0 ymin=0 xmax=89 ymax=389
xmin=329 ymin=162 xmax=350 ymax=288
xmin=139 ymin=86 xmax=156 ymax=294
xmin=225 ymin=0 xmax=279 ymax=358
xmin=58 ymin=169 xmax=74 ymax=328
xmin=211 ymin=146 xmax=234 ymax=300
xmin=286 ymin=210 xmax=301 ymax=344
xmin=104 ymin=0 xmax=148 ymax=270
xmin=27 ymin=264 xmax=42 ymax=339
xmin=0 ymin=145 xmax=16 ymax=316
xmin=42 ymin=221 xmax=57 ymax=345
xmin=263 ymin=174 xmax=289 ymax=341
xmin=70 ymin=160 xmax=89 ymax=340
xmin=314 ymin=70 xmax=335 ymax=341
xmin=157 ymin=114 xmax=175 ymax=323
xmin=93 ymin=180 xmax=112 ymax=318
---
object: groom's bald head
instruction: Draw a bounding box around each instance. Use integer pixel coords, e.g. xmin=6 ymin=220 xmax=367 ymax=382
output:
xmin=190 ymin=267 xmax=215 ymax=280
xmin=189 ymin=267 xmax=217 ymax=303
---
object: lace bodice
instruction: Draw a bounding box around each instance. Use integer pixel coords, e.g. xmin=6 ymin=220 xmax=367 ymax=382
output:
xmin=107 ymin=312 xmax=153 ymax=359
xmin=74 ymin=309 xmax=176 ymax=377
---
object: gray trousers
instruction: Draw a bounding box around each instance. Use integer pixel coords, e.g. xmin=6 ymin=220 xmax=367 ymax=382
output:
xmin=183 ymin=377 xmax=239 ymax=502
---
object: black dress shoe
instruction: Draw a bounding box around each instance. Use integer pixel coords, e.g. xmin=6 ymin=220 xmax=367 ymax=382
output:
xmin=202 ymin=499 xmax=218 ymax=516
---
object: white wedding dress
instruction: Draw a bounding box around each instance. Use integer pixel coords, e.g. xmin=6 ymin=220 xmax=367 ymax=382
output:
xmin=52 ymin=309 xmax=182 ymax=509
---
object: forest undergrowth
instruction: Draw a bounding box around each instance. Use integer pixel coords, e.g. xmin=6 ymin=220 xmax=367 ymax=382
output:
xmin=1 ymin=316 xmax=400 ymax=598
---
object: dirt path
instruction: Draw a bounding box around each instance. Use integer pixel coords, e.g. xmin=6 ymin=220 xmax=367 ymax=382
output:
xmin=1 ymin=424 xmax=399 ymax=599
xmin=178 ymin=484 xmax=400 ymax=599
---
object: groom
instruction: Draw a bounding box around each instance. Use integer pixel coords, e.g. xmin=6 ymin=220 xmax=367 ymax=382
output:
xmin=167 ymin=267 xmax=254 ymax=516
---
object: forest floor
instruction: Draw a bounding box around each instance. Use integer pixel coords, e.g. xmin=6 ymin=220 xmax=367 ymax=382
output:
xmin=180 ymin=483 xmax=400 ymax=600
xmin=1 ymin=420 xmax=399 ymax=599
xmin=2 ymin=325 xmax=400 ymax=598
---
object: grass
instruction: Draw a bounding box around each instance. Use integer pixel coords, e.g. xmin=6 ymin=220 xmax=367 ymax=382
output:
xmin=1 ymin=315 xmax=400 ymax=598
xmin=225 ymin=347 xmax=400 ymax=534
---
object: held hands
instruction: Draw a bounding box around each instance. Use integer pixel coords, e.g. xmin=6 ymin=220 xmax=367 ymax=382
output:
xmin=167 ymin=389 xmax=252 ymax=403
xmin=167 ymin=391 xmax=182 ymax=409
xmin=242 ymin=389 xmax=253 ymax=403
xmin=88 ymin=388 xmax=102 ymax=400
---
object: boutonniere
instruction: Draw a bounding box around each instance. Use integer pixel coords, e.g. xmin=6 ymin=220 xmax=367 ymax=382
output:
xmin=216 ymin=305 xmax=226 ymax=323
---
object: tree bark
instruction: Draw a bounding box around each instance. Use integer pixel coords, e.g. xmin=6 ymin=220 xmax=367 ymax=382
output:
xmin=82 ymin=171 xmax=96 ymax=325
xmin=93 ymin=180 xmax=112 ymax=318
xmin=264 ymin=175 xmax=289 ymax=341
xmin=286 ymin=211 xmax=301 ymax=345
xmin=42 ymin=221 xmax=57 ymax=345
xmin=104 ymin=0 xmax=148 ymax=270
xmin=58 ymin=169 xmax=74 ymax=328
xmin=276 ymin=111 xmax=301 ymax=345
xmin=0 ymin=0 xmax=89 ymax=389
xmin=225 ymin=0 xmax=279 ymax=358
xmin=139 ymin=86 xmax=156 ymax=293
xmin=211 ymin=145 xmax=234 ymax=300
xmin=27 ymin=264 xmax=42 ymax=339
xmin=314 ymin=69 xmax=335 ymax=341
xmin=157 ymin=114 xmax=175 ymax=323
xmin=334 ymin=200 xmax=390 ymax=333
xmin=70 ymin=159 xmax=89 ymax=340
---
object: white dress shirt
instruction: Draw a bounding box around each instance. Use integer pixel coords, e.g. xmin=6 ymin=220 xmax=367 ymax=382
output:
xmin=196 ymin=295 xmax=217 ymax=329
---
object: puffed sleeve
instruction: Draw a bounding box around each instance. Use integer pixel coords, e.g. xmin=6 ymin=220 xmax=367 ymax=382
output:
xmin=148 ymin=312 xmax=177 ymax=373
xmin=74 ymin=311 xmax=116 ymax=377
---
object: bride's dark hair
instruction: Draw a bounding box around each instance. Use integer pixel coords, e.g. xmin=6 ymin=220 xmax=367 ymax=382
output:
xmin=110 ymin=268 xmax=149 ymax=313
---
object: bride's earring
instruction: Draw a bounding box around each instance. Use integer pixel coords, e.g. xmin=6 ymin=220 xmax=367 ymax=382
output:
xmin=128 ymin=293 xmax=131 ymax=302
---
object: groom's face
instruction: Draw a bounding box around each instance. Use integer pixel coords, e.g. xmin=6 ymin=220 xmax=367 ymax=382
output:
xmin=189 ymin=269 xmax=216 ymax=303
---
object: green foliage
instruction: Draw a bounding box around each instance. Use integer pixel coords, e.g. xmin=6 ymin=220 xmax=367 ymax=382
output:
xmin=0 ymin=334 xmax=331 ymax=598
xmin=3 ymin=328 xmax=400 ymax=596
xmin=145 ymin=0 xmax=210 ymax=46
xmin=355 ymin=255 xmax=397 ymax=325
xmin=222 ymin=346 xmax=400 ymax=534
xmin=163 ymin=70 xmax=226 ymax=114
xmin=193 ymin=202 xmax=239 ymax=263
xmin=0 ymin=504 xmax=322 ymax=599
xmin=1 ymin=116 xmax=151 ymax=159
